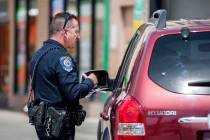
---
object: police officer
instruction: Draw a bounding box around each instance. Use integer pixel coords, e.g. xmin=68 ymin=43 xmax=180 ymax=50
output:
xmin=29 ymin=12 xmax=98 ymax=140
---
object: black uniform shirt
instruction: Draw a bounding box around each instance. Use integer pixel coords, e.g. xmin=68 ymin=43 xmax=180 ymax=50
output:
xmin=29 ymin=39 xmax=94 ymax=106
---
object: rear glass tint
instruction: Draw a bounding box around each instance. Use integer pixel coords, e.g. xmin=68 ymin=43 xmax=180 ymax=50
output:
xmin=149 ymin=31 xmax=210 ymax=94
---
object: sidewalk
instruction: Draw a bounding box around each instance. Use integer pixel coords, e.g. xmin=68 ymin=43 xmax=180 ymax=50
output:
xmin=0 ymin=109 xmax=37 ymax=140
xmin=0 ymin=100 xmax=103 ymax=140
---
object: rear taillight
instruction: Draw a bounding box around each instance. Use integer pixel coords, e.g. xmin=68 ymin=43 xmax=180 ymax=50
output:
xmin=115 ymin=95 xmax=145 ymax=140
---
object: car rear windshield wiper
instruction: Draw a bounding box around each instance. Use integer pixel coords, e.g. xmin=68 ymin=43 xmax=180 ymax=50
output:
xmin=188 ymin=81 xmax=210 ymax=87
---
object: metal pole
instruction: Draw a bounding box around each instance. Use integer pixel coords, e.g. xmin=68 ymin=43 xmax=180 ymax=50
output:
xmin=103 ymin=0 xmax=109 ymax=70
xmin=14 ymin=0 xmax=18 ymax=93
xmin=25 ymin=0 xmax=30 ymax=93
xmin=91 ymin=0 xmax=96 ymax=69
xmin=76 ymin=0 xmax=81 ymax=71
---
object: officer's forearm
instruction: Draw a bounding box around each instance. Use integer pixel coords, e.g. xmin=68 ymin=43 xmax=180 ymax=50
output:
xmin=64 ymin=78 xmax=94 ymax=101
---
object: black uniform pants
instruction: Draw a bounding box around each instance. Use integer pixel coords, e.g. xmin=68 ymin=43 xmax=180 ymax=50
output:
xmin=35 ymin=123 xmax=75 ymax=140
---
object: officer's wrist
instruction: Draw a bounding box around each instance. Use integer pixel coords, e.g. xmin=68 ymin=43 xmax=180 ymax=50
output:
xmin=87 ymin=77 xmax=94 ymax=84
xmin=84 ymin=77 xmax=95 ymax=88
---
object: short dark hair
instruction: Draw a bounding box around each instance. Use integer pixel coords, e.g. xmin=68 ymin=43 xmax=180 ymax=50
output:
xmin=49 ymin=12 xmax=78 ymax=36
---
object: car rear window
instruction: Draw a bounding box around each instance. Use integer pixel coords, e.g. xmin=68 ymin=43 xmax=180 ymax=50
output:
xmin=149 ymin=31 xmax=210 ymax=95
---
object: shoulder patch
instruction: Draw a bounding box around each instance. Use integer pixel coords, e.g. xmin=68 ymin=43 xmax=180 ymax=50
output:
xmin=59 ymin=56 xmax=73 ymax=72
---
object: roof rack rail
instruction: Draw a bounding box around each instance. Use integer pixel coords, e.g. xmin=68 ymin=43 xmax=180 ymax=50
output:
xmin=150 ymin=9 xmax=167 ymax=30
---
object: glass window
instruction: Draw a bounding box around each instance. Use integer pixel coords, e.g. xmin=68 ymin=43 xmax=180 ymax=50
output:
xmin=123 ymin=34 xmax=143 ymax=89
xmin=149 ymin=31 xmax=210 ymax=95
xmin=123 ymin=25 xmax=151 ymax=91
xmin=114 ymin=25 xmax=148 ymax=91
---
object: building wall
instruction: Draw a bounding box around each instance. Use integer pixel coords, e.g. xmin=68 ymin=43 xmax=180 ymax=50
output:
xmin=109 ymin=0 xmax=132 ymax=78
xmin=8 ymin=0 xmax=15 ymax=108
xmin=36 ymin=0 xmax=49 ymax=50
xmin=109 ymin=0 xmax=149 ymax=78
xmin=7 ymin=0 xmax=49 ymax=110
xmin=164 ymin=0 xmax=210 ymax=19
xmin=152 ymin=0 xmax=210 ymax=20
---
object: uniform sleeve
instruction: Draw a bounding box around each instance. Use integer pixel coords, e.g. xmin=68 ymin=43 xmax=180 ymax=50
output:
xmin=55 ymin=56 xmax=94 ymax=102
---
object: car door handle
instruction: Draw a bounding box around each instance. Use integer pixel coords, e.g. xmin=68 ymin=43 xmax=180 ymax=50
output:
xmin=178 ymin=114 xmax=210 ymax=128
xmin=178 ymin=117 xmax=208 ymax=123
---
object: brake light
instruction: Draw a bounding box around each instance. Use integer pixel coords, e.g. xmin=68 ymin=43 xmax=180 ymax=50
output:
xmin=115 ymin=95 xmax=145 ymax=140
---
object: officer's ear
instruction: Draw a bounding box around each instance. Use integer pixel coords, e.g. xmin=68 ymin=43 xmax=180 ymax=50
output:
xmin=61 ymin=29 xmax=69 ymax=40
xmin=61 ymin=29 xmax=67 ymax=36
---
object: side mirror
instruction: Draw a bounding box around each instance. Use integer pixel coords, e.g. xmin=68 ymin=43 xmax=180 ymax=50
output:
xmin=85 ymin=70 xmax=112 ymax=90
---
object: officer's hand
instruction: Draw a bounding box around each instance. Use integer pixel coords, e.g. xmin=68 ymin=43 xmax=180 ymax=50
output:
xmin=81 ymin=73 xmax=88 ymax=81
xmin=87 ymin=73 xmax=98 ymax=85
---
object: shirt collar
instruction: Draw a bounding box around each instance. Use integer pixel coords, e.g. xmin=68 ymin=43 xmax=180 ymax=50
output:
xmin=44 ymin=39 xmax=66 ymax=50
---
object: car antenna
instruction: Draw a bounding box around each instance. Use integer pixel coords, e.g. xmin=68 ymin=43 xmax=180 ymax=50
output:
xmin=150 ymin=9 xmax=167 ymax=30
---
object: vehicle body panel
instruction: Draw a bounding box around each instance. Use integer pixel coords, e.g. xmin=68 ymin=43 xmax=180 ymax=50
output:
xmin=129 ymin=27 xmax=210 ymax=140
xmin=98 ymin=19 xmax=210 ymax=140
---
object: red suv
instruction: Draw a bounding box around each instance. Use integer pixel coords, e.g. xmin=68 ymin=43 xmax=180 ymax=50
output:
xmin=90 ymin=9 xmax=210 ymax=140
